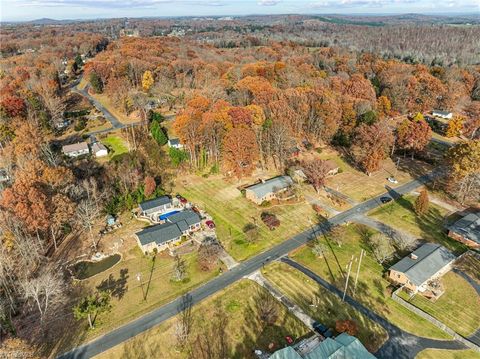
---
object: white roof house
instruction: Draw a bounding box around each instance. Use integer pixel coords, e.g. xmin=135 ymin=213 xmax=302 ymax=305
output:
xmin=92 ymin=142 xmax=108 ymax=157
xmin=167 ymin=138 xmax=183 ymax=149
xmin=62 ymin=142 xmax=90 ymax=157
xmin=432 ymin=110 xmax=453 ymax=119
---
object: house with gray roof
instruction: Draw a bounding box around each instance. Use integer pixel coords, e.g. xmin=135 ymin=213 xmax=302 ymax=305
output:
xmin=139 ymin=195 xmax=173 ymax=221
xmin=245 ymin=175 xmax=294 ymax=205
xmin=269 ymin=333 xmax=375 ymax=359
xmin=136 ymin=222 xmax=183 ymax=253
xmin=62 ymin=142 xmax=90 ymax=157
xmin=432 ymin=110 xmax=453 ymax=119
xmin=388 ymin=243 xmax=456 ymax=294
xmin=448 ymin=212 xmax=480 ymax=249
xmin=166 ymin=210 xmax=202 ymax=233
xmin=167 ymin=138 xmax=183 ymax=149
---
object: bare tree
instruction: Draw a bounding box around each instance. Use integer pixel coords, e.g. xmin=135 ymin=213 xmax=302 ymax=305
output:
xmin=76 ymin=197 xmax=100 ymax=251
xmin=311 ymin=240 xmax=327 ymax=258
xmin=302 ymin=158 xmax=332 ymax=193
xmin=369 ymin=233 xmax=394 ymax=264
xmin=256 ymin=288 xmax=278 ymax=326
xmin=172 ymin=255 xmax=187 ymax=282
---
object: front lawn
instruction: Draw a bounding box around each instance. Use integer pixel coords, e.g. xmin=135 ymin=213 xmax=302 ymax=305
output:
xmin=403 ymin=271 xmax=480 ymax=337
xmin=95 ymin=279 xmax=311 ymax=359
xmin=101 ymin=135 xmax=129 ymax=160
xmin=290 ymin=224 xmax=452 ymax=340
xmin=369 ymin=195 xmax=467 ymax=253
xmin=176 ymin=174 xmax=317 ymax=261
xmin=262 ymin=261 xmax=388 ymax=352
xmin=416 ymin=349 xmax=480 ymax=359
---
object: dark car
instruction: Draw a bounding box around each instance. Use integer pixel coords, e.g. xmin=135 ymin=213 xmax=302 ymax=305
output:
xmin=380 ymin=196 xmax=392 ymax=204
xmin=323 ymin=329 xmax=334 ymax=338
xmin=312 ymin=321 xmax=329 ymax=335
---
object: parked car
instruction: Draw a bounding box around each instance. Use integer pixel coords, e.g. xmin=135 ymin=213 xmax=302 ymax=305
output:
xmin=285 ymin=336 xmax=294 ymax=345
xmin=323 ymin=329 xmax=334 ymax=338
xmin=312 ymin=321 xmax=329 ymax=335
xmin=387 ymin=177 xmax=398 ymax=184
xmin=205 ymin=220 xmax=215 ymax=229
xmin=380 ymin=196 xmax=392 ymax=204
xmin=261 ymin=212 xmax=280 ymax=230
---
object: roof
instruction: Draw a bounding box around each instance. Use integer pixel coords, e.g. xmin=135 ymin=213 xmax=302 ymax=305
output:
xmin=167 ymin=210 xmax=201 ymax=230
xmin=136 ymin=222 xmax=182 ymax=246
xmin=92 ymin=142 xmax=107 ymax=153
xmin=62 ymin=142 xmax=89 ymax=153
xmin=389 ymin=243 xmax=456 ymax=287
xmin=139 ymin=196 xmax=172 ymax=211
xmin=168 ymin=138 xmax=181 ymax=146
xmin=448 ymin=213 xmax=480 ymax=245
xmin=246 ymin=176 xmax=293 ymax=199
xmin=432 ymin=110 xmax=452 ymax=116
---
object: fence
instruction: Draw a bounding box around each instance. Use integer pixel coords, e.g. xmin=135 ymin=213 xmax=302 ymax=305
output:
xmin=392 ymin=288 xmax=480 ymax=352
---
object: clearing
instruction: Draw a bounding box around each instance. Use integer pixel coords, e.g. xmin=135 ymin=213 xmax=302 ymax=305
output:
xmin=95 ymin=279 xmax=310 ymax=359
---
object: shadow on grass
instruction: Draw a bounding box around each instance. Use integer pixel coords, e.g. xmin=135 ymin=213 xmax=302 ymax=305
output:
xmin=96 ymin=268 xmax=129 ymax=300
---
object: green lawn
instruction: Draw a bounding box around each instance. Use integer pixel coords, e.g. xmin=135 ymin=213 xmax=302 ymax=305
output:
xmin=402 ymin=272 xmax=480 ymax=337
xmin=101 ymin=135 xmax=129 ymax=160
xmin=416 ymin=349 xmax=480 ymax=359
xmin=176 ymin=174 xmax=318 ymax=261
xmin=290 ymin=224 xmax=452 ymax=340
xmin=95 ymin=280 xmax=311 ymax=359
xmin=369 ymin=195 xmax=467 ymax=253
xmin=262 ymin=261 xmax=388 ymax=352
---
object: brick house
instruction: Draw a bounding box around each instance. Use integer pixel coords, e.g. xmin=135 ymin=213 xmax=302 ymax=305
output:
xmin=447 ymin=213 xmax=480 ymax=249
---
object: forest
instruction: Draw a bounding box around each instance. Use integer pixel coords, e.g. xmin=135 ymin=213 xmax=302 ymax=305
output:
xmin=0 ymin=14 xmax=479 ymax=357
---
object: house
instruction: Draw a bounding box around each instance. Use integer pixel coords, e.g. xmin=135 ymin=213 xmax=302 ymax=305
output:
xmin=139 ymin=196 xmax=173 ymax=221
xmin=167 ymin=138 xmax=183 ymax=149
xmin=245 ymin=176 xmax=294 ymax=205
xmin=288 ymin=146 xmax=300 ymax=158
xmin=54 ymin=119 xmax=70 ymax=130
xmin=388 ymin=243 xmax=456 ymax=294
xmin=269 ymin=333 xmax=376 ymax=359
xmin=92 ymin=142 xmax=108 ymax=158
xmin=136 ymin=222 xmax=183 ymax=253
xmin=166 ymin=210 xmax=202 ymax=233
xmin=432 ymin=110 xmax=453 ymax=119
xmin=448 ymin=213 xmax=480 ymax=248
xmin=62 ymin=142 xmax=90 ymax=157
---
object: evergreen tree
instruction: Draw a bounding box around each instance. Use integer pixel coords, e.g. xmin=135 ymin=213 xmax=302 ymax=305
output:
xmin=73 ymin=291 xmax=111 ymax=329
xmin=89 ymin=72 xmax=103 ymax=94
xmin=150 ymin=120 xmax=168 ymax=146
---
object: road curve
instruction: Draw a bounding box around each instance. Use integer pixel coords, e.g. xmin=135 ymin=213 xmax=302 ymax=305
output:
xmin=58 ymin=171 xmax=441 ymax=359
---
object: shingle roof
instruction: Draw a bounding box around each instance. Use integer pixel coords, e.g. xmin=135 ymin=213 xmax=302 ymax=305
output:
xmin=136 ymin=222 xmax=182 ymax=246
xmin=139 ymin=196 xmax=172 ymax=211
xmin=168 ymin=138 xmax=181 ymax=146
xmin=390 ymin=243 xmax=456 ymax=287
xmin=448 ymin=213 xmax=480 ymax=245
xmin=246 ymin=176 xmax=293 ymax=199
xmin=92 ymin=142 xmax=107 ymax=153
xmin=167 ymin=210 xmax=201 ymax=228
xmin=432 ymin=110 xmax=452 ymax=116
xmin=62 ymin=142 xmax=89 ymax=153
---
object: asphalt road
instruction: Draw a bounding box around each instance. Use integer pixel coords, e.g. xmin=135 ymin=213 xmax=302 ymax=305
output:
xmin=58 ymin=171 xmax=440 ymax=359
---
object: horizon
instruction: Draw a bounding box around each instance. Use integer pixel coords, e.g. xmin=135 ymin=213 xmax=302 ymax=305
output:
xmin=1 ymin=0 xmax=479 ymax=22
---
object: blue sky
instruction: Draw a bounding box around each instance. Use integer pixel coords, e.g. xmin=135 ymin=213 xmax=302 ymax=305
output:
xmin=1 ymin=0 xmax=478 ymax=21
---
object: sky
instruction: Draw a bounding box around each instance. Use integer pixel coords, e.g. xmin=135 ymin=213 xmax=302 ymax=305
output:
xmin=0 ymin=0 xmax=479 ymax=21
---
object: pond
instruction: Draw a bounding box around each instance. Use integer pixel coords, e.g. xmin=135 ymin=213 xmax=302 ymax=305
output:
xmin=72 ymin=254 xmax=121 ymax=280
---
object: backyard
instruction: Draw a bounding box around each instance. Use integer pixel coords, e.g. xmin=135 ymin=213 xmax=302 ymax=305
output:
xmin=101 ymin=134 xmax=130 ymax=160
xmin=262 ymin=261 xmax=388 ymax=352
xmin=95 ymin=279 xmax=310 ymax=359
xmin=399 ymin=271 xmax=480 ymax=337
xmin=369 ymin=195 xmax=467 ymax=253
xmin=289 ymin=223 xmax=452 ymax=340
xmin=176 ymin=174 xmax=318 ymax=261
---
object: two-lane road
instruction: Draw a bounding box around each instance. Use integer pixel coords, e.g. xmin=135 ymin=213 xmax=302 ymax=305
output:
xmin=58 ymin=170 xmax=440 ymax=359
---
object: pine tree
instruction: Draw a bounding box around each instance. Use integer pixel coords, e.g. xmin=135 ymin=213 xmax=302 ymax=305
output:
xmin=415 ymin=189 xmax=429 ymax=215
xmin=150 ymin=120 xmax=168 ymax=146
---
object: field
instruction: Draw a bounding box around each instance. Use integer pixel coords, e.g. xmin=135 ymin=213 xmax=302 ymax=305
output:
xmin=95 ymin=280 xmax=310 ymax=359
xmin=400 ymin=272 xmax=480 ymax=337
xmin=101 ymin=135 xmax=130 ymax=160
xmin=416 ymin=349 xmax=480 ymax=359
xmin=290 ymin=224 xmax=452 ymax=340
xmin=262 ymin=261 xmax=388 ymax=352
xmin=369 ymin=195 xmax=467 ymax=253
xmin=175 ymin=174 xmax=318 ymax=261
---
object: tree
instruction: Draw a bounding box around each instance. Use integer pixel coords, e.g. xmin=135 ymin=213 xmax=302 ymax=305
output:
xmin=197 ymin=241 xmax=221 ymax=271
xmin=351 ymin=121 xmax=394 ymax=175
xmin=144 ymin=176 xmax=156 ymax=198
xmin=172 ymin=255 xmax=187 ymax=282
xmin=255 ymin=288 xmax=278 ymax=326
xmin=142 ymin=70 xmax=154 ymax=92
xmin=369 ymin=233 xmax=394 ymax=264
xmin=169 ymin=147 xmax=188 ymax=167
xmin=311 ymin=240 xmax=327 ymax=258
xmin=0 ymin=95 xmax=25 ymax=118
xmin=414 ymin=189 xmax=429 ymax=216
xmin=73 ymin=291 xmax=111 ymax=330
xmin=174 ymin=294 xmax=193 ymax=348
xmin=396 ymin=116 xmax=432 ymax=157
xmin=446 ymin=116 xmax=463 ymax=138
xmin=89 ymin=72 xmax=103 ymax=94
xmin=301 ymin=159 xmax=332 ymax=193
xmin=336 ymin=319 xmax=358 ymax=336
xmin=222 ymin=127 xmax=258 ymax=178
xmin=76 ymin=196 xmax=100 ymax=251
xmin=150 ymin=120 xmax=168 ymax=146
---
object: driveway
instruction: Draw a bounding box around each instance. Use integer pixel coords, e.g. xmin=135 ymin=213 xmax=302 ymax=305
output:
xmin=352 ymin=215 xmax=418 ymax=246
xmin=57 ymin=170 xmax=445 ymax=359
xmin=281 ymin=257 xmax=467 ymax=359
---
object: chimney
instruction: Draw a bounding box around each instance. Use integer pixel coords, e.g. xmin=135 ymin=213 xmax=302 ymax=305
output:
xmin=410 ymin=253 xmax=418 ymax=260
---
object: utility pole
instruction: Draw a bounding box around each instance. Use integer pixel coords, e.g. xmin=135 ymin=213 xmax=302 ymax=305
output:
xmin=342 ymin=255 xmax=354 ymax=302
xmin=137 ymin=273 xmax=146 ymax=301
xmin=353 ymin=249 xmax=365 ymax=296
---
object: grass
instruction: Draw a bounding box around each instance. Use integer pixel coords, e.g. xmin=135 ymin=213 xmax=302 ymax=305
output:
xmin=92 ymin=92 xmax=140 ymax=125
xmin=175 ymin=174 xmax=317 ymax=261
xmin=101 ymin=135 xmax=129 ymax=160
xmin=416 ymin=349 xmax=480 ymax=359
xmin=455 ymin=252 xmax=480 ymax=284
xmin=64 ymin=246 xmax=221 ymax=351
xmin=290 ymin=223 xmax=452 ymax=340
xmin=369 ymin=195 xmax=467 ymax=253
xmin=95 ymin=279 xmax=311 ymax=359
xmin=262 ymin=261 xmax=388 ymax=352
xmin=402 ymin=271 xmax=480 ymax=337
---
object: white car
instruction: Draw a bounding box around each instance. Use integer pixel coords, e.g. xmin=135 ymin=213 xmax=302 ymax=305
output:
xmin=387 ymin=177 xmax=398 ymax=184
